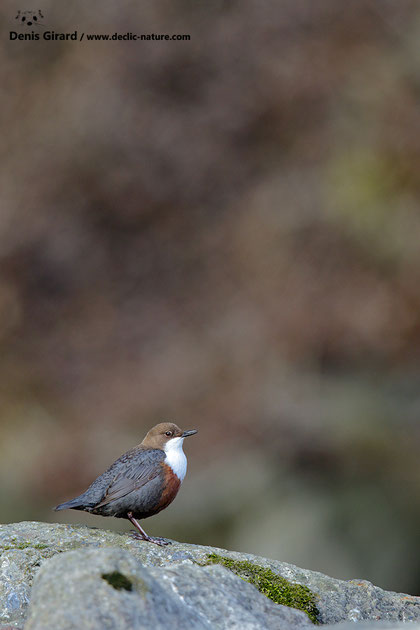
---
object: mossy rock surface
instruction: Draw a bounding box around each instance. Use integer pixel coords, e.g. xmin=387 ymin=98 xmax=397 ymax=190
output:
xmin=205 ymin=553 xmax=320 ymax=623
xmin=1 ymin=522 xmax=420 ymax=629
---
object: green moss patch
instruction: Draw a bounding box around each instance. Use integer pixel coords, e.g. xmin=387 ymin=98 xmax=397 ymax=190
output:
xmin=102 ymin=571 xmax=133 ymax=591
xmin=1 ymin=542 xmax=49 ymax=550
xmin=205 ymin=553 xmax=319 ymax=624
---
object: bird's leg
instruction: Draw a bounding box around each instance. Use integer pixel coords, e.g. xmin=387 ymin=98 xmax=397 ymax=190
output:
xmin=127 ymin=512 xmax=171 ymax=546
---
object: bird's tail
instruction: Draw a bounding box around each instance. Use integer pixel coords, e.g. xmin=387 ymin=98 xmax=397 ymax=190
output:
xmin=53 ymin=496 xmax=87 ymax=512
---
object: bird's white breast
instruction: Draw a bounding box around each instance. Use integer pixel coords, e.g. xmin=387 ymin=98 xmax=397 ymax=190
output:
xmin=164 ymin=437 xmax=187 ymax=482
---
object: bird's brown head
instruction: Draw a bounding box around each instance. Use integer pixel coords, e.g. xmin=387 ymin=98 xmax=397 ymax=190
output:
xmin=141 ymin=422 xmax=197 ymax=450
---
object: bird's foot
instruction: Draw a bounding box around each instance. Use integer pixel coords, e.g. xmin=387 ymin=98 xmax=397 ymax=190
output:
xmin=129 ymin=531 xmax=171 ymax=546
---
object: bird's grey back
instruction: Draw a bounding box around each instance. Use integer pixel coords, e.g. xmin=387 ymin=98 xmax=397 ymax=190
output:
xmin=71 ymin=446 xmax=165 ymax=508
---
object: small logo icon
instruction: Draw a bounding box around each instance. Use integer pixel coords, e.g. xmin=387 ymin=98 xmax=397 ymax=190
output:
xmin=15 ymin=10 xmax=44 ymax=27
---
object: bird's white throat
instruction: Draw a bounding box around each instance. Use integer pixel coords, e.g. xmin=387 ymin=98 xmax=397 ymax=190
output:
xmin=164 ymin=436 xmax=187 ymax=482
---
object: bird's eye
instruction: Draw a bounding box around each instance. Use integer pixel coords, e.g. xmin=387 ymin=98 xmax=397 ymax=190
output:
xmin=165 ymin=431 xmax=172 ymax=437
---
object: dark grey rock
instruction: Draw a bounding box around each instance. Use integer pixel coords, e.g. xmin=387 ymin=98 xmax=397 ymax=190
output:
xmin=148 ymin=561 xmax=309 ymax=629
xmin=24 ymin=548 xmax=208 ymax=630
xmin=0 ymin=548 xmax=32 ymax=627
xmin=24 ymin=547 xmax=309 ymax=630
xmin=326 ymin=624 xmax=420 ymax=630
xmin=0 ymin=522 xmax=420 ymax=628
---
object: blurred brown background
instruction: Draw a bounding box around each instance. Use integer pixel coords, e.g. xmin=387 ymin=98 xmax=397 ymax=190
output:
xmin=1 ymin=0 xmax=420 ymax=594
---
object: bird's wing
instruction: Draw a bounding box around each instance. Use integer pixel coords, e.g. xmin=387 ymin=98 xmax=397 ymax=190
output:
xmin=94 ymin=448 xmax=164 ymax=509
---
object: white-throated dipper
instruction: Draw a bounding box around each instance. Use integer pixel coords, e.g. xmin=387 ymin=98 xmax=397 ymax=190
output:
xmin=54 ymin=422 xmax=197 ymax=546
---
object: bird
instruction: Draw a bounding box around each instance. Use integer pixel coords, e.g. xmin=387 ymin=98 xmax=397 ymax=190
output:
xmin=54 ymin=422 xmax=197 ymax=546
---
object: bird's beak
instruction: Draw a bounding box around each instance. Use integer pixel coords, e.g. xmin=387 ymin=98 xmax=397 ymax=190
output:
xmin=182 ymin=429 xmax=198 ymax=437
